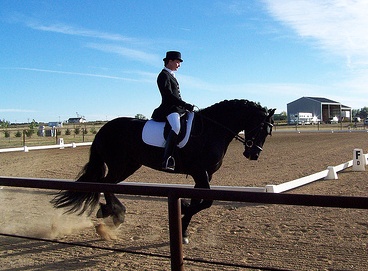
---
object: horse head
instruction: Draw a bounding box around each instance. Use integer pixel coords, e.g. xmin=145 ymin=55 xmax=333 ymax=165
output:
xmin=242 ymin=108 xmax=275 ymax=160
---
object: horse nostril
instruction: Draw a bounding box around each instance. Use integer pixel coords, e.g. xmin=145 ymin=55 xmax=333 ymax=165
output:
xmin=252 ymin=154 xmax=260 ymax=160
xmin=244 ymin=151 xmax=260 ymax=161
xmin=243 ymin=153 xmax=255 ymax=160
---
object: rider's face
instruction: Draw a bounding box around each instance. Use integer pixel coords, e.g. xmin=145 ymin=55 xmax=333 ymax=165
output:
xmin=167 ymin=59 xmax=181 ymax=71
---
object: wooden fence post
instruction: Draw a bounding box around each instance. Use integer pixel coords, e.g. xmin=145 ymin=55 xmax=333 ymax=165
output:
xmin=168 ymin=193 xmax=184 ymax=271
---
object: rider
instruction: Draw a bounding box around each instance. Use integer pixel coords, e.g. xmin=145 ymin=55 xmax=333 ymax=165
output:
xmin=151 ymin=51 xmax=194 ymax=171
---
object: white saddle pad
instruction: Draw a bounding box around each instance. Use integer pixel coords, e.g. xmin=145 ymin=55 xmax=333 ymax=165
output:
xmin=142 ymin=112 xmax=194 ymax=148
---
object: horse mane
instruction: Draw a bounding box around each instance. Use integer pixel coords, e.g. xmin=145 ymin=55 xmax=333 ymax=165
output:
xmin=199 ymin=99 xmax=266 ymax=118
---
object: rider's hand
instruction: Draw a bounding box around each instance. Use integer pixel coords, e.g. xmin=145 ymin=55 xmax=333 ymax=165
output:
xmin=185 ymin=103 xmax=195 ymax=112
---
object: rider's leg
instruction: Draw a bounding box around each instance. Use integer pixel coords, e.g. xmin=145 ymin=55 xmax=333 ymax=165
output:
xmin=162 ymin=112 xmax=180 ymax=171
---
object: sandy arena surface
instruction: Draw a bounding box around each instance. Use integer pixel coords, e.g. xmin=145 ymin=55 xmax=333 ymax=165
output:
xmin=1 ymin=131 xmax=368 ymax=271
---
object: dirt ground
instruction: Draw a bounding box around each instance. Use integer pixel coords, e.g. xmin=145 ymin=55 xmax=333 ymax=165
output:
xmin=0 ymin=131 xmax=368 ymax=271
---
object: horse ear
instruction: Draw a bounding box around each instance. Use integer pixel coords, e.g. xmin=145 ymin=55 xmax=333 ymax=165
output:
xmin=268 ymin=108 xmax=276 ymax=116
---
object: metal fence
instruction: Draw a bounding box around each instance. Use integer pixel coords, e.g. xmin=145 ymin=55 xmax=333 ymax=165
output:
xmin=0 ymin=176 xmax=367 ymax=271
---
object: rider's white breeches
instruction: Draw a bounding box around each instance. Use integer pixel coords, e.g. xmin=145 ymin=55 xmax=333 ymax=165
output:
xmin=167 ymin=112 xmax=181 ymax=135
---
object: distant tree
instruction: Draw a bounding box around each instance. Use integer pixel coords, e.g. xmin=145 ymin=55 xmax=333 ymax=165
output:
xmin=1 ymin=119 xmax=11 ymax=138
xmin=25 ymin=119 xmax=38 ymax=137
xmin=352 ymin=109 xmax=359 ymax=117
xmin=1 ymin=119 xmax=10 ymax=128
xmin=90 ymin=126 xmax=97 ymax=134
xmin=29 ymin=119 xmax=38 ymax=130
xmin=1 ymin=119 xmax=9 ymax=127
xmin=135 ymin=114 xmax=147 ymax=120
xmin=353 ymin=107 xmax=368 ymax=119
xmin=273 ymin=111 xmax=287 ymax=121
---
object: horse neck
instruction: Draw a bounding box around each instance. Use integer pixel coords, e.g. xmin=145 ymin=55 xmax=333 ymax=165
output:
xmin=199 ymin=101 xmax=254 ymax=138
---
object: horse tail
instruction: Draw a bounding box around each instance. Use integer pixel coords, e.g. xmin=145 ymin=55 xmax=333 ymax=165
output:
xmin=51 ymin=142 xmax=106 ymax=216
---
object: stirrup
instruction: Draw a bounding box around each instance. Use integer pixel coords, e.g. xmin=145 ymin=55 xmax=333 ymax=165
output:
xmin=162 ymin=156 xmax=175 ymax=171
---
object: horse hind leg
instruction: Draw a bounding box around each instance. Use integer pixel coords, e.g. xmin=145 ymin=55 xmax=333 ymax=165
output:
xmin=97 ymin=193 xmax=127 ymax=226
xmin=96 ymin=163 xmax=141 ymax=227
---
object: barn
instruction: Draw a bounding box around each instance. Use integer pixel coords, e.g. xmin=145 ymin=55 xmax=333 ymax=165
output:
xmin=287 ymin=97 xmax=352 ymax=124
xmin=68 ymin=117 xmax=86 ymax=123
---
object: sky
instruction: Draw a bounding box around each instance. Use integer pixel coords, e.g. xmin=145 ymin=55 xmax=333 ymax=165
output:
xmin=1 ymin=0 xmax=368 ymax=123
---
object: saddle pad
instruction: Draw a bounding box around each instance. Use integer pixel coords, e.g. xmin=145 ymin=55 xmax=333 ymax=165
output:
xmin=142 ymin=112 xmax=194 ymax=148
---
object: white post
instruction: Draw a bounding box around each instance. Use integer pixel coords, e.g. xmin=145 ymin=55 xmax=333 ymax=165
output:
xmin=325 ymin=166 xmax=338 ymax=180
xmin=352 ymin=148 xmax=365 ymax=171
xmin=265 ymin=185 xmax=277 ymax=193
xmin=58 ymin=138 xmax=64 ymax=149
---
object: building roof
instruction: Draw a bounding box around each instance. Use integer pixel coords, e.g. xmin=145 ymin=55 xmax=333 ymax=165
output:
xmin=304 ymin=97 xmax=340 ymax=104
xmin=289 ymin=97 xmax=351 ymax=109
xmin=68 ymin=117 xmax=86 ymax=120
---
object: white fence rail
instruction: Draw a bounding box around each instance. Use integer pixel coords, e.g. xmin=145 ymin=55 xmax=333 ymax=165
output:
xmin=1 ymin=142 xmax=367 ymax=194
xmin=0 ymin=140 xmax=92 ymax=153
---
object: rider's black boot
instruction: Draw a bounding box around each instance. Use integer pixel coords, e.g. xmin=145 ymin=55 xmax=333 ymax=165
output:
xmin=162 ymin=130 xmax=178 ymax=171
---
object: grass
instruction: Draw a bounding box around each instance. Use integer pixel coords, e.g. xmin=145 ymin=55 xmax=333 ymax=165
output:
xmin=0 ymin=123 xmax=104 ymax=149
xmin=1 ymin=122 xmax=366 ymax=149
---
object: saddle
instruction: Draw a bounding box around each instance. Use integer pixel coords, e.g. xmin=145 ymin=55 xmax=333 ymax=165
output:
xmin=142 ymin=112 xmax=194 ymax=148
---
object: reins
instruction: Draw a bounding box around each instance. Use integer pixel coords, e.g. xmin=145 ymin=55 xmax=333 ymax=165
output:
xmin=194 ymin=109 xmax=246 ymax=144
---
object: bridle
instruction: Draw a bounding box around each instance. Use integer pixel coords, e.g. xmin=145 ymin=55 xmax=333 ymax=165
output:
xmin=242 ymin=120 xmax=273 ymax=151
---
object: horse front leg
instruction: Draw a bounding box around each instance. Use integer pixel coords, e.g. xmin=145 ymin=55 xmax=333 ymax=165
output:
xmin=97 ymin=193 xmax=126 ymax=227
xmin=181 ymin=170 xmax=213 ymax=244
xmin=181 ymin=198 xmax=213 ymax=244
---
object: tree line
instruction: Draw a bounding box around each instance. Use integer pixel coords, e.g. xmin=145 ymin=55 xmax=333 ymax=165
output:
xmin=352 ymin=107 xmax=368 ymax=119
xmin=2 ymin=106 xmax=368 ymax=129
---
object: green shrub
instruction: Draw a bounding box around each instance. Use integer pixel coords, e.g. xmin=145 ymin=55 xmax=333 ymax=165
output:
xmin=24 ymin=129 xmax=34 ymax=138
xmin=90 ymin=127 xmax=97 ymax=134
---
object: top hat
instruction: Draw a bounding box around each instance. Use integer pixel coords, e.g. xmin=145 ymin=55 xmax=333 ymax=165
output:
xmin=163 ymin=51 xmax=183 ymax=62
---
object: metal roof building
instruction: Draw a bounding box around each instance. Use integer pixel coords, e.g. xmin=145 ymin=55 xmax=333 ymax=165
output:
xmin=287 ymin=97 xmax=352 ymax=124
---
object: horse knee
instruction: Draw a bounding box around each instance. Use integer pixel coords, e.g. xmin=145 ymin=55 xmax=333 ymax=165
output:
xmin=202 ymin=199 xmax=213 ymax=209
xmin=181 ymin=199 xmax=190 ymax=215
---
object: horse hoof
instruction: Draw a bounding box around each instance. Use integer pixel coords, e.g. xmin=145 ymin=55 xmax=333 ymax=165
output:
xmin=112 ymin=213 xmax=125 ymax=227
xmin=182 ymin=230 xmax=189 ymax=244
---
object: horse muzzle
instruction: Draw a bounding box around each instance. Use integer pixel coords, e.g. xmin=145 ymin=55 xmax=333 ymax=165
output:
xmin=243 ymin=145 xmax=263 ymax=160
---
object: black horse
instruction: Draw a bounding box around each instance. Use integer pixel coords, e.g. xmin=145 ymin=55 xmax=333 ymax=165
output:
xmin=52 ymin=99 xmax=275 ymax=243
